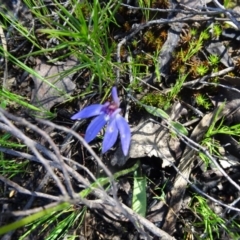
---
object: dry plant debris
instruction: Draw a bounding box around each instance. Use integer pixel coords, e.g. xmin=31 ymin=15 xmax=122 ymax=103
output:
xmin=31 ymin=57 xmax=77 ymax=116
xmin=1 ymin=0 xmax=240 ymax=239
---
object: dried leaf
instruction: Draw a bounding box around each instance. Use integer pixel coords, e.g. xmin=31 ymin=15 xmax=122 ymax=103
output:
xmin=30 ymin=57 xmax=77 ymax=116
xmin=112 ymin=103 xmax=185 ymax=166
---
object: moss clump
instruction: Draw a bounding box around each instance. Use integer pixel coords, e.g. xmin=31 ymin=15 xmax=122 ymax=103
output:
xmin=141 ymin=92 xmax=168 ymax=108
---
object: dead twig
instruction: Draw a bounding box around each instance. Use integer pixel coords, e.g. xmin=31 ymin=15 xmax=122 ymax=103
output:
xmin=0 ymin=175 xmax=60 ymax=201
xmin=0 ymin=109 xmax=74 ymax=198
xmin=0 ymin=116 xmax=68 ymax=197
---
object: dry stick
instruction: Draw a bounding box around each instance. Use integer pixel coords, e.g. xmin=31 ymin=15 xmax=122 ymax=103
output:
xmin=147 ymin=116 xmax=240 ymax=213
xmin=36 ymin=119 xmax=141 ymax=231
xmin=0 ymin=145 xmax=136 ymax=219
xmin=0 ymin=145 xmax=112 ymax=214
xmin=212 ymin=0 xmax=240 ymax=29
xmin=0 ymin=120 xmax=175 ymax=238
xmin=1 ymin=110 xmax=74 ymax=198
xmin=225 ymin=212 xmax=240 ymax=229
xmin=0 ymin=166 xmax=109 ymax=236
xmin=0 ymin=146 xmax=97 ymax=201
xmin=200 ymin=81 xmax=240 ymax=94
xmin=59 ymin=120 xmax=84 ymax=154
xmin=0 ymin=145 xmax=110 ymax=199
xmin=0 ymin=147 xmax=60 ymax=168
xmin=121 ymin=203 xmax=176 ymax=240
xmin=0 ymin=146 xmax=91 ymax=188
xmin=0 ymin=146 xmax=102 ymax=193
xmin=63 ymin=157 xmax=101 ymax=186
xmin=0 ymin=124 xmax=60 ymax=164
xmin=156 ymin=147 xmax=240 ymax=213
xmin=166 ymin=110 xmax=240 ymax=196
xmin=0 ymin=145 xmax=115 ymax=206
xmin=0 ymin=175 xmax=60 ymax=201
xmin=2 ymin=199 xmax=105 ymax=218
xmin=172 ymin=66 xmax=235 ymax=89
xmin=37 ymin=119 xmax=127 ymax=218
xmin=226 ymin=196 xmax=240 ymax=212
xmin=121 ymin=2 xmax=229 ymax=15
xmin=1 ymin=171 xmax=52 ymax=240
xmin=0 ymin=117 xmax=68 ymax=197
xmin=161 ymin=109 xmax=240 ymax=232
xmin=181 ymin=101 xmax=204 ymax=117
xmin=37 ymin=119 xmax=155 ymax=238
xmin=37 ymin=119 xmax=115 ymax=197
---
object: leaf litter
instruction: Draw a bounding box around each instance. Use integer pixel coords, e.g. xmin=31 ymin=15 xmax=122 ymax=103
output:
xmin=1 ymin=0 xmax=240 ymax=239
xmin=30 ymin=57 xmax=77 ymax=116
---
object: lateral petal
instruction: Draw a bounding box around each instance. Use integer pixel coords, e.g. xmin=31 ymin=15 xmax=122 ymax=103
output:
xmin=85 ymin=114 xmax=107 ymax=143
xmin=71 ymin=104 xmax=104 ymax=120
xmin=102 ymin=119 xmax=119 ymax=154
xmin=115 ymin=114 xmax=131 ymax=156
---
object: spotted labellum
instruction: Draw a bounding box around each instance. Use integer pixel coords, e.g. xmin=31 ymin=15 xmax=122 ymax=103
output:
xmin=71 ymin=87 xmax=131 ymax=156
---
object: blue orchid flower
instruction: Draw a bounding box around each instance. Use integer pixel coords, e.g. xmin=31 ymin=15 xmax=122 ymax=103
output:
xmin=71 ymin=87 xmax=131 ymax=156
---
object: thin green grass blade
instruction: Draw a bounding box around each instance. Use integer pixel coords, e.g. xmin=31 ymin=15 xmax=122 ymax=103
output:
xmin=0 ymin=90 xmax=44 ymax=112
xmin=0 ymin=202 xmax=70 ymax=235
xmin=45 ymin=208 xmax=86 ymax=240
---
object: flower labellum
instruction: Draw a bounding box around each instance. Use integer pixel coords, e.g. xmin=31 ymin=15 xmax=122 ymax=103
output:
xmin=71 ymin=87 xmax=131 ymax=156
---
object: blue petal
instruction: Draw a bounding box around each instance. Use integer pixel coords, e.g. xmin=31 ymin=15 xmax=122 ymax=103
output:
xmin=111 ymin=87 xmax=120 ymax=106
xmin=85 ymin=114 xmax=108 ymax=143
xmin=102 ymin=119 xmax=119 ymax=154
xmin=115 ymin=114 xmax=131 ymax=156
xmin=71 ymin=104 xmax=104 ymax=120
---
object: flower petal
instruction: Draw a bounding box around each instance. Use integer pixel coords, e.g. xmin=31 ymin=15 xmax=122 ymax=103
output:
xmin=102 ymin=119 xmax=119 ymax=154
xmin=111 ymin=87 xmax=120 ymax=106
xmin=85 ymin=114 xmax=108 ymax=143
xmin=71 ymin=104 xmax=104 ymax=120
xmin=115 ymin=114 xmax=131 ymax=156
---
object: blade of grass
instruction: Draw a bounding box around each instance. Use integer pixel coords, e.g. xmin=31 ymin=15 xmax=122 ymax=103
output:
xmin=0 ymin=202 xmax=70 ymax=235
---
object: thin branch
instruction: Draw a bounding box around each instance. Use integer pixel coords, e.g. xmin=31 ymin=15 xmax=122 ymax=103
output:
xmin=0 ymin=175 xmax=60 ymax=201
xmin=0 ymin=146 xmax=92 ymax=190
xmin=37 ymin=118 xmax=117 ymax=198
xmin=121 ymin=2 xmax=226 ymax=15
xmin=212 ymin=0 xmax=240 ymax=29
xmin=0 ymin=114 xmax=68 ymax=197
xmin=176 ymin=66 xmax=235 ymax=89
xmin=0 ymin=109 xmax=74 ymax=198
xmin=36 ymin=119 xmax=150 ymax=236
